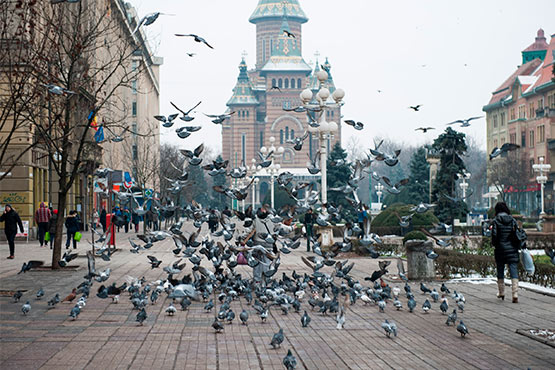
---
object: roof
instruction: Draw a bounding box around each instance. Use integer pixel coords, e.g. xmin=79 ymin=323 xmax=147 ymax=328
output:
xmin=249 ymin=0 xmax=308 ymax=24
xmin=227 ymin=58 xmax=259 ymax=106
xmin=522 ymin=29 xmax=548 ymax=52
xmin=485 ymin=59 xmax=542 ymax=107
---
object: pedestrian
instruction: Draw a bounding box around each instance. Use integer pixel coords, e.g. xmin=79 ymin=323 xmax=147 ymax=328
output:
xmin=304 ymin=208 xmax=314 ymax=252
xmin=145 ymin=209 xmax=153 ymax=231
xmin=208 ymin=210 xmax=219 ymax=233
xmin=100 ymin=208 xmax=107 ymax=233
xmin=114 ymin=206 xmax=123 ymax=232
xmin=491 ymin=202 xmax=520 ymax=303
xmin=131 ymin=211 xmax=139 ymax=233
xmin=152 ymin=209 xmax=159 ymax=231
xmin=34 ymin=202 xmax=51 ymax=247
xmin=249 ymin=206 xmax=277 ymax=286
xmin=123 ymin=208 xmax=131 ymax=233
xmin=65 ymin=210 xmax=80 ymax=249
xmin=92 ymin=208 xmax=99 ymax=230
xmin=222 ymin=206 xmax=232 ymax=217
xmin=48 ymin=209 xmax=58 ymax=249
xmin=357 ymin=206 xmax=368 ymax=237
xmin=0 ymin=204 xmax=24 ymax=259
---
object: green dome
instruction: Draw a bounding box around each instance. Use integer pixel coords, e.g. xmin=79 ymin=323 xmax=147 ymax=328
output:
xmin=227 ymin=58 xmax=259 ymax=106
xmin=249 ymin=0 xmax=308 ymax=24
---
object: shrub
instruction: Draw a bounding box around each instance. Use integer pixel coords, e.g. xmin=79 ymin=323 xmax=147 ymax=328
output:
xmin=402 ymin=230 xmax=428 ymax=244
xmin=372 ymin=203 xmax=439 ymax=228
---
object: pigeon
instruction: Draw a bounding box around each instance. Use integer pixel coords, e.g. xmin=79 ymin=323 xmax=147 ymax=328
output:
xmin=545 ymin=248 xmax=555 ymax=265
xmin=407 ymin=297 xmax=416 ymax=313
xmin=170 ymin=101 xmax=201 ymax=122
xmin=422 ymin=299 xmax=431 ymax=313
xmin=446 ymin=309 xmax=457 ymax=326
xmin=489 ymin=142 xmax=520 ymax=160
xmin=42 ymin=83 xmax=75 ymax=96
xmin=204 ymin=299 xmax=214 ymax=312
xmin=13 ymin=290 xmax=23 ymax=302
xmin=420 ymin=282 xmax=432 ymax=294
xmin=344 ymin=120 xmax=364 ymax=131
xmin=446 ymin=116 xmax=483 ymax=127
xmin=226 ymin=309 xmax=235 ymax=324
xmin=165 ymin=303 xmax=177 ymax=316
xmin=409 ymin=104 xmax=423 ymax=111
xmin=58 ymin=252 xmax=78 ymax=267
xmin=415 ymin=127 xmax=434 ymax=133
xmin=132 ymin=12 xmax=166 ymax=35
xmin=283 ymin=30 xmax=295 ymax=38
xmin=36 ymin=288 xmax=45 ymax=300
xmin=147 ymin=255 xmax=162 ymax=269
xmin=240 ymin=309 xmax=249 ymax=325
xmin=270 ymin=328 xmax=284 ymax=349
xmin=440 ymin=298 xmax=448 ymax=314
xmin=393 ymin=298 xmax=402 ymax=310
xmin=62 ymin=288 xmax=77 ymax=303
xmin=336 ymin=306 xmax=346 ymax=329
xmin=378 ymin=299 xmax=386 ymax=313
xmin=18 ymin=260 xmax=44 ymax=274
xmin=441 ymin=283 xmax=451 ymax=294
xmin=301 ymin=310 xmax=311 ymax=328
xmin=21 ymin=301 xmax=31 ymax=315
xmin=69 ymin=304 xmax=80 ymax=320
xmin=48 ymin=293 xmax=60 ymax=308
xmin=136 ymin=308 xmax=147 ymax=325
xmin=430 ymin=289 xmax=439 ymax=302
xmin=283 ymin=349 xmax=297 ymax=370
xmin=212 ymin=318 xmax=224 ymax=333
xmin=457 ymin=320 xmax=469 ymax=337
xmin=175 ymin=34 xmax=214 ymax=49
xmin=286 ymin=131 xmax=309 ymax=151
xmin=381 ymin=319 xmax=397 ymax=337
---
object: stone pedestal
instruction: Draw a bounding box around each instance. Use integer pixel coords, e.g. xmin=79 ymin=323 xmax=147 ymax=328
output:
xmin=541 ymin=215 xmax=555 ymax=233
xmin=405 ymin=239 xmax=435 ymax=280
xmin=315 ymin=226 xmax=334 ymax=248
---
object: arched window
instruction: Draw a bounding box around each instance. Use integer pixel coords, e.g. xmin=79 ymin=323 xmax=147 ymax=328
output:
xmin=284 ymin=78 xmax=289 ymax=89
xmin=272 ymin=78 xmax=276 ymax=88
xmin=246 ymin=110 xmax=249 ymax=118
xmin=278 ymin=78 xmax=282 ymax=88
xmin=285 ymin=126 xmax=289 ymax=140
xmin=291 ymin=79 xmax=295 ymax=89
xmin=291 ymin=129 xmax=294 ymax=139
xmin=280 ymin=129 xmax=284 ymax=144
xmin=297 ymin=78 xmax=302 ymax=89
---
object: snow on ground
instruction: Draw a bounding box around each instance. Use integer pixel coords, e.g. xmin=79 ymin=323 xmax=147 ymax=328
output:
xmin=447 ymin=276 xmax=555 ymax=295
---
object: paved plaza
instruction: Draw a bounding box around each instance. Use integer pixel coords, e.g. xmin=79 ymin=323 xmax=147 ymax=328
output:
xmin=1 ymin=229 xmax=554 ymax=370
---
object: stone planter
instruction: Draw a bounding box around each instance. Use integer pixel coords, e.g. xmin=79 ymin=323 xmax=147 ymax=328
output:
xmin=405 ymin=239 xmax=435 ymax=280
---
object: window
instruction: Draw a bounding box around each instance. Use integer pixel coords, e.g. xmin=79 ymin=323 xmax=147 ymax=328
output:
xmin=131 ymin=60 xmax=138 ymax=71
xmin=530 ymin=159 xmax=535 ymax=173
xmin=331 ymin=111 xmax=334 ymax=118
xmin=285 ymin=126 xmax=289 ymax=140
xmin=500 ymin=112 xmax=505 ymax=126
xmin=509 ymin=133 xmax=516 ymax=144
xmin=241 ymin=134 xmax=246 ymax=165
xmin=272 ymin=78 xmax=276 ymax=88
xmin=529 ymin=102 xmax=535 ymax=119
xmin=278 ymin=78 xmax=282 ymax=88
xmin=291 ymin=129 xmax=294 ymax=139
xmin=537 ymin=125 xmax=545 ymax=143
xmin=538 ymin=97 xmax=544 ymax=109
xmin=291 ymin=79 xmax=295 ymax=89
xmin=280 ymin=129 xmax=284 ymax=144
xmin=521 ymin=131 xmax=526 ymax=147
xmin=284 ymin=78 xmax=289 ymax=89
xmin=518 ymin=104 xmax=526 ymax=119
xmin=493 ymin=115 xmax=498 ymax=128
xmin=132 ymin=123 xmax=137 ymax=136
xmin=297 ymin=78 xmax=302 ymax=89
xmin=529 ymin=130 xmax=534 ymax=147
xmin=132 ymin=145 xmax=138 ymax=160
xmin=131 ymin=80 xmax=137 ymax=94
xmin=510 ymin=108 xmax=516 ymax=120
xmin=132 ymin=101 xmax=137 ymax=116
xmin=246 ymin=110 xmax=249 ymax=118
xmin=493 ymin=139 xmax=498 ymax=148
xmin=259 ymin=131 xmax=264 ymax=148
xmin=501 ymin=137 xmax=505 ymax=145
xmin=548 ymin=92 xmax=555 ymax=108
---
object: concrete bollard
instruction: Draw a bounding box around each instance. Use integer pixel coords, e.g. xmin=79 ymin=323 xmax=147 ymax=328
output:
xmin=405 ymin=239 xmax=435 ymax=280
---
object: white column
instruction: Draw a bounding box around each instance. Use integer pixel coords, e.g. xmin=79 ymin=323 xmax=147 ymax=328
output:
xmin=320 ymin=133 xmax=327 ymax=204
xmin=270 ymin=173 xmax=275 ymax=209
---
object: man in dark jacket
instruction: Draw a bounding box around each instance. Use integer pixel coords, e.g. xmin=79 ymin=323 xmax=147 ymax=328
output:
xmin=304 ymin=208 xmax=314 ymax=252
xmin=48 ymin=210 xmax=58 ymax=249
xmin=0 ymin=204 xmax=24 ymax=259
xmin=491 ymin=202 xmax=520 ymax=303
xmin=65 ymin=210 xmax=80 ymax=249
xmin=100 ymin=208 xmax=107 ymax=233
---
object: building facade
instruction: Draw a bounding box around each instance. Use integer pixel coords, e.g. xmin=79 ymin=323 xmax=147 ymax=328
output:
xmin=483 ymin=29 xmax=555 ymax=216
xmin=0 ymin=0 xmax=161 ymax=236
xmin=222 ymin=0 xmax=342 ymax=205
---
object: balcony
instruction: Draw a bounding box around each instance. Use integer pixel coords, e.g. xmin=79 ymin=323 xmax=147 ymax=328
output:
xmin=535 ymin=108 xmax=545 ymax=117
xmin=548 ymin=108 xmax=555 ymax=117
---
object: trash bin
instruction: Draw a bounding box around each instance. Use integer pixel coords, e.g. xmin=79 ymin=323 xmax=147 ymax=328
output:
xmin=405 ymin=239 xmax=435 ymax=280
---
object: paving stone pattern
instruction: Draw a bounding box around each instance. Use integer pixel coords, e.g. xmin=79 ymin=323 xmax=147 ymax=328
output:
xmin=1 ymin=229 xmax=554 ymax=369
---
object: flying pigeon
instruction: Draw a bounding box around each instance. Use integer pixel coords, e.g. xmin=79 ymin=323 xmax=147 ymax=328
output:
xmin=175 ymin=34 xmax=214 ymax=49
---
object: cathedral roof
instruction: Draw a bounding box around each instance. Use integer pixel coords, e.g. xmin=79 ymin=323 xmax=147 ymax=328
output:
xmin=308 ymin=57 xmax=336 ymax=93
xmin=227 ymin=58 xmax=259 ymax=106
xmin=249 ymin=0 xmax=308 ymax=24
xmin=260 ymin=15 xmax=311 ymax=73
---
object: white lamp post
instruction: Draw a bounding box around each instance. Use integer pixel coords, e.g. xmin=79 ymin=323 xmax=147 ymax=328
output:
xmin=458 ymin=171 xmax=471 ymax=200
xmin=375 ymin=183 xmax=384 ymax=204
xmin=250 ymin=158 xmax=261 ymax=207
xmin=532 ymin=156 xmax=551 ymax=217
xmin=259 ymin=136 xmax=284 ymax=209
xmin=299 ymin=71 xmax=345 ymax=204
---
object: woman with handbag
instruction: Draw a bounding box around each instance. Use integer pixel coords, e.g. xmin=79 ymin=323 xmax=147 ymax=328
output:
xmin=65 ymin=210 xmax=80 ymax=249
xmin=491 ymin=202 xmax=520 ymax=303
xmin=47 ymin=210 xmax=58 ymax=249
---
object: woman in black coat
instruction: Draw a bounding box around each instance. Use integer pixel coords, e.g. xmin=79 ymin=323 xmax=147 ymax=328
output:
xmin=491 ymin=202 xmax=520 ymax=303
xmin=65 ymin=210 xmax=80 ymax=249
xmin=0 ymin=204 xmax=24 ymax=259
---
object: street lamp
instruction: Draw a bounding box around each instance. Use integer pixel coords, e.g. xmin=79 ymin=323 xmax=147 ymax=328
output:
xmin=299 ymin=70 xmax=345 ymax=204
xmin=250 ymin=158 xmax=261 ymax=207
xmin=375 ymin=183 xmax=384 ymax=204
xmin=259 ymin=136 xmax=284 ymax=209
xmin=458 ymin=170 xmax=471 ymax=200
xmin=532 ymin=156 xmax=551 ymax=217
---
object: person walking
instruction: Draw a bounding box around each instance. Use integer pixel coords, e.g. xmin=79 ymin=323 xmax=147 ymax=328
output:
xmin=208 ymin=210 xmax=219 ymax=233
xmin=123 ymin=208 xmax=131 ymax=233
xmin=304 ymin=208 xmax=314 ymax=252
xmin=100 ymin=208 xmax=107 ymax=233
xmin=0 ymin=204 xmax=24 ymax=259
xmin=48 ymin=209 xmax=58 ymax=249
xmin=34 ymin=202 xmax=51 ymax=248
xmin=131 ymin=211 xmax=140 ymax=233
xmin=491 ymin=202 xmax=520 ymax=303
xmin=65 ymin=210 xmax=80 ymax=249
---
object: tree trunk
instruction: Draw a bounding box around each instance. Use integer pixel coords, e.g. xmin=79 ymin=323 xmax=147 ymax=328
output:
xmin=51 ymin=192 xmax=67 ymax=269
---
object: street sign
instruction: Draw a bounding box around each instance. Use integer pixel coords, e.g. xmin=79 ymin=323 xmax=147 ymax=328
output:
xmin=145 ymin=189 xmax=153 ymax=197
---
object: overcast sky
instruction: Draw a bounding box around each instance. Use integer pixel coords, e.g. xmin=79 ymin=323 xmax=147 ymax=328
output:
xmin=127 ymin=0 xmax=555 ymax=154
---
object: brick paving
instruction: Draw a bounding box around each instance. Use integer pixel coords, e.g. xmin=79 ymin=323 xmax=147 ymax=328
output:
xmin=1 ymin=228 xmax=554 ymax=369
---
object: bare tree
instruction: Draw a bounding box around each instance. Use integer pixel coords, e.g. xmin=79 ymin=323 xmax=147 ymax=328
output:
xmin=488 ymin=150 xmax=531 ymax=211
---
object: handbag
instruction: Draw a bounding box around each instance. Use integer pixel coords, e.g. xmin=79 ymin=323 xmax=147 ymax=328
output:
xmin=512 ymin=223 xmax=527 ymax=250
xmin=520 ymin=248 xmax=535 ymax=275
xmin=44 ymin=232 xmax=50 ymax=242
xmin=74 ymin=231 xmax=82 ymax=242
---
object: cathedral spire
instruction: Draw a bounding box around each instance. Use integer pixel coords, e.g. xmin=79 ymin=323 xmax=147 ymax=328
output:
xmin=227 ymin=58 xmax=258 ymax=106
xmin=249 ymin=0 xmax=308 ymax=24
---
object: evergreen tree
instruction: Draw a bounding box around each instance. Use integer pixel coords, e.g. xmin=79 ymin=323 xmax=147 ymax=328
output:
xmin=262 ymin=183 xmax=296 ymax=209
xmin=431 ymin=127 xmax=469 ymax=223
xmin=187 ymin=163 xmax=210 ymax=207
xmin=384 ymin=147 xmax=429 ymax=205
xmin=327 ymin=142 xmax=356 ymax=222
xmin=210 ymin=155 xmax=228 ymax=210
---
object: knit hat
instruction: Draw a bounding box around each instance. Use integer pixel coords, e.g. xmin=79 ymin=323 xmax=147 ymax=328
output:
xmin=53 ymin=209 xmax=58 ymax=214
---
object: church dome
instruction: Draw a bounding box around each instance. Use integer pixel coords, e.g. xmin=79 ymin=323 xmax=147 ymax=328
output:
xmin=249 ymin=0 xmax=308 ymax=24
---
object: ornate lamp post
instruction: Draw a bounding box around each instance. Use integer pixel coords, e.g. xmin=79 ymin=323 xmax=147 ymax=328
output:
xmin=260 ymin=136 xmax=284 ymax=209
xmin=532 ymin=157 xmax=551 ymax=216
xmin=299 ymin=70 xmax=345 ymax=204
xmin=375 ymin=183 xmax=384 ymax=204
xmin=458 ymin=170 xmax=471 ymax=200
xmin=250 ymin=158 xmax=261 ymax=208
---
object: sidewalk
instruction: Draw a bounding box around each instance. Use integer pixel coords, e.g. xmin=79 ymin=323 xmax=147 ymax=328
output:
xmin=1 ymin=227 xmax=554 ymax=369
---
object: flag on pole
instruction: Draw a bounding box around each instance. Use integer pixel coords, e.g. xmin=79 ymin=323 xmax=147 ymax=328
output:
xmin=94 ymin=126 xmax=105 ymax=142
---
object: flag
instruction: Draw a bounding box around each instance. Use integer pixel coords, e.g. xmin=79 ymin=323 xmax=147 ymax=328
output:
xmin=94 ymin=126 xmax=105 ymax=143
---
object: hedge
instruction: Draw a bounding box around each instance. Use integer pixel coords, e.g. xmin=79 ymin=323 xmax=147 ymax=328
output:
xmin=402 ymin=231 xmax=427 ymax=244
xmin=372 ymin=203 xmax=439 ymax=228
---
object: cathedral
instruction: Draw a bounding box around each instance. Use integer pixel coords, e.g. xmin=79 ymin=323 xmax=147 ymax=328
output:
xmin=222 ymin=0 xmax=342 ymax=205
